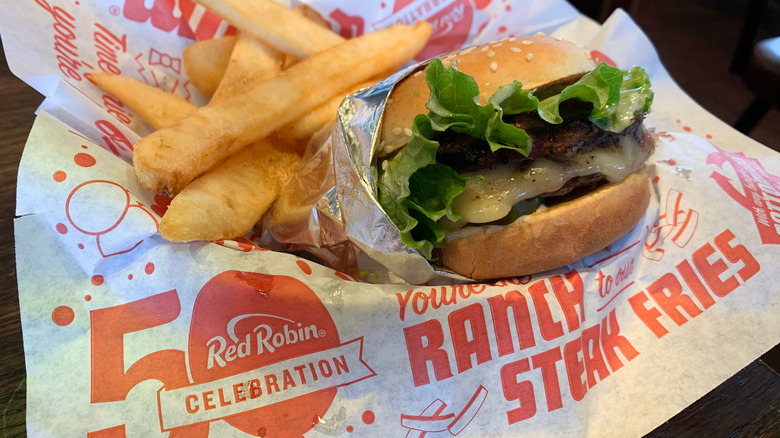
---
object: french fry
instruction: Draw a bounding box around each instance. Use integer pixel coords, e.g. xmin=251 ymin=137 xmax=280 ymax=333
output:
xmin=282 ymin=4 xmax=334 ymax=69
xmin=159 ymin=138 xmax=301 ymax=242
xmin=192 ymin=0 xmax=344 ymax=59
xmin=277 ymin=79 xmax=376 ymax=141
xmin=292 ymin=4 xmax=330 ymax=29
xmin=158 ymin=31 xmax=288 ymax=241
xmin=183 ymin=35 xmax=238 ymax=94
xmin=89 ymin=72 xmax=197 ymax=130
xmin=211 ymin=32 xmax=284 ymax=103
xmin=134 ymin=22 xmax=432 ymax=197
xmin=158 ymin=8 xmax=331 ymax=241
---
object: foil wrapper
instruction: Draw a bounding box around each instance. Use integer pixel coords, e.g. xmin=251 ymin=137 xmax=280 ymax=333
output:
xmin=263 ymin=66 xmax=469 ymax=285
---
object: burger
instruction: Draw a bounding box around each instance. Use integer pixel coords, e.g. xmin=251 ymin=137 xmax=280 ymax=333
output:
xmin=375 ymin=35 xmax=655 ymax=280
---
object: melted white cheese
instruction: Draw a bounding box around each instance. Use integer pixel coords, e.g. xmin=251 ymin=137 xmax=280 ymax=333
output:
xmin=452 ymin=135 xmax=649 ymax=224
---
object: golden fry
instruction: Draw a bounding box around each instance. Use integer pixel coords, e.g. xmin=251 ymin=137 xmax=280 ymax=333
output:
xmin=277 ymin=79 xmax=376 ymax=141
xmin=183 ymin=35 xmax=238 ymax=94
xmin=292 ymin=4 xmax=330 ymax=29
xmin=282 ymin=4 xmax=334 ymax=69
xmin=89 ymin=71 xmax=197 ymax=130
xmin=192 ymin=0 xmax=344 ymax=59
xmin=159 ymin=138 xmax=301 ymax=242
xmin=212 ymin=32 xmax=283 ymax=103
xmin=134 ymin=22 xmax=432 ymax=196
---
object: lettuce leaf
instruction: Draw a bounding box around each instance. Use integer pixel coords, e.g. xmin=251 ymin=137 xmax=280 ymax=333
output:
xmin=537 ymin=62 xmax=653 ymax=132
xmin=425 ymin=59 xmax=534 ymax=155
xmin=377 ymin=115 xmax=448 ymax=258
xmin=377 ymin=58 xmax=653 ymax=261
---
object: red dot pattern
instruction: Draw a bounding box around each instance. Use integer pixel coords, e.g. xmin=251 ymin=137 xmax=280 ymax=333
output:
xmin=52 ymin=306 xmax=75 ymax=326
xmin=74 ymin=153 xmax=96 ymax=167
xmin=297 ymin=260 xmax=312 ymax=275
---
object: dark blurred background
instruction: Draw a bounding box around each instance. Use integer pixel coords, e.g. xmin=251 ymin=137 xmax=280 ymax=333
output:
xmin=572 ymin=0 xmax=780 ymax=152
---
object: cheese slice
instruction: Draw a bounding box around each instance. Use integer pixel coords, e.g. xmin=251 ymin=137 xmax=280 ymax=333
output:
xmin=452 ymin=135 xmax=649 ymax=224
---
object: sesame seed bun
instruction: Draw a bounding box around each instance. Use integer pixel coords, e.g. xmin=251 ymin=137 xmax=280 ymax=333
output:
xmin=379 ymin=36 xmax=595 ymax=156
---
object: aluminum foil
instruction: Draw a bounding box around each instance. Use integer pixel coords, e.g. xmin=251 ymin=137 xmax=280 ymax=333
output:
xmin=262 ymin=65 xmax=470 ymax=285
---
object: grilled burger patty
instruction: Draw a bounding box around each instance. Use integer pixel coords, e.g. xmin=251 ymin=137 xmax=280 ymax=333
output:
xmin=436 ymin=103 xmax=652 ymax=175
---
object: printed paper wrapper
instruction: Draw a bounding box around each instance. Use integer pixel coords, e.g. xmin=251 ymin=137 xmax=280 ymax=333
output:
xmin=4 ymin=1 xmax=780 ymax=437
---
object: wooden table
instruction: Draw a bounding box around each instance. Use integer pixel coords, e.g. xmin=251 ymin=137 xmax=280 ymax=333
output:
xmin=1 ymin=44 xmax=779 ymax=437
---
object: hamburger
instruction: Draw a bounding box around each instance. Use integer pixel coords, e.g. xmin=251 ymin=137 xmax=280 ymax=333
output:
xmin=375 ymin=35 xmax=655 ymax=280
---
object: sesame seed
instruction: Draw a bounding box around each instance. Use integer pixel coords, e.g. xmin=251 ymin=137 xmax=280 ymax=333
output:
xmin=525 ymin=53 xmax=534 ymax=62
xmin=535 ymin=32 xmax=546 ymax=37
xmin=510 ymin=47 xmax=522 ymax=53
xmin=381 ymin=160 xmax=389 ymax=170
xmin=412 ymin=71 xmax=422 ymax=78
xmin=521 ymin=40 xmax=533 ymax=45
xmin=403 ymin=127 xmax=413 ymax=137
xmin=481 ymin=46 xmax=489 ymax=52
xmin=492 ymin=42 xmax=503 ymax=47
xmin=387 ymin=98 xmax=393 ymax=105
xmin=461 ymin=46 xmax=476 ymax=55
xmin=392 ymin=127 xmax=402 ymax=135
xmin=384 ymin=144 xmax=394 ymax=154
xmin=489 ymin=61 xmax=498 ymax=72
xmin=487 ymin=50 xmax=495 ymax=58
xmin=508 ymin=37 xmax=516 ymax=42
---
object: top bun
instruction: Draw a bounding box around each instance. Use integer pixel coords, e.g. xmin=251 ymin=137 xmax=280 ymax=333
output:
xmin=379 ymin=35 xmax=595 ymax=156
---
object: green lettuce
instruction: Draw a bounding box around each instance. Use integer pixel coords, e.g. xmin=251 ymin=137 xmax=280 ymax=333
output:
xmin=377 ymin=115 xmax=469 ymax=257
xmin=378 ymin=58 xmax=653 ymax=260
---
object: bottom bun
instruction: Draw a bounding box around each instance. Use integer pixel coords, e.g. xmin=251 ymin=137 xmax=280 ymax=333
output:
xmin=441 ymin=168 xmax=651 ymax=280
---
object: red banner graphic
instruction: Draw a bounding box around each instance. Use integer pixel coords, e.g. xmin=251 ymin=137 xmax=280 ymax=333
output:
xmin=157 ymin=338 xmax=375 ymax=430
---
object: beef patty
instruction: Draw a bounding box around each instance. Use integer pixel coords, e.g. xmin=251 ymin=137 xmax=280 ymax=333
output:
xmin=435 ymin=100 xmax=652 ymax=174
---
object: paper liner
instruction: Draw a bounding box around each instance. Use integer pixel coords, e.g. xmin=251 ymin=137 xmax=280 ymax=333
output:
xmin=5 ymin=1 xmax=780 ymax=437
